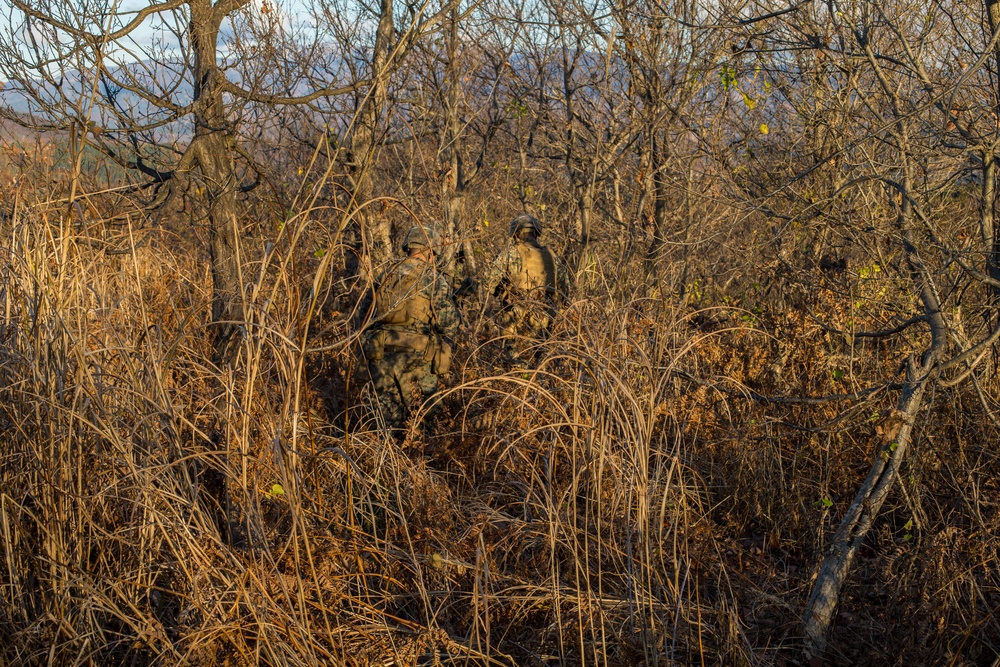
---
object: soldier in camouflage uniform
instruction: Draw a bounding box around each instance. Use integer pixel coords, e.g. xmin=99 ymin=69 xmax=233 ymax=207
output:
xmin=485 ymin=214 xmax=570 ymax=343
xmin=358 ymin=225 xmax=460 ymax=430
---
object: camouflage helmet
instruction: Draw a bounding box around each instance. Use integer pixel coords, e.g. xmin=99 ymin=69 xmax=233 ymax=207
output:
xmin=402 ymin=225 xmax=441 ymax=251
xmin=509 ymin=213 xmax=542 ymax=237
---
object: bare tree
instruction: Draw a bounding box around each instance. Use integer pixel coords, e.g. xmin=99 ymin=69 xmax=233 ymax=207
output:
xmin=729 ymin=0 xmax=1000 ymax=660
xmin=0 ymin=0 xmax=465 ymax=355
xmin=613 ymin=0 xmax=722 ymax=266
xmin=419 ymin=0 xmax=510 ymax=275
xmin=0 ymin=0 xmax=369 ymax=358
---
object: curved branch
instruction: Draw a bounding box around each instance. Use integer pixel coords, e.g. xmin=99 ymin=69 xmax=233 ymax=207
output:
xmin=938 ymin=317 xmax=1000 ymax=373
xmin=99 ymin=68 xmax=192 ymax=116
xmin=808 ymin=313 xmax=927 ymax=339
xmin=11 ymin=0 xmax=188 ymax=44
xmin=91 ymin=135 xmax=175 ymax=183
xmin=213 ymin=0 xmax=252 ymax=20
xmin=938 ymin=346 xmax=991 ymax=388
xmin=668 ymin=369 xmax=896 ymax=405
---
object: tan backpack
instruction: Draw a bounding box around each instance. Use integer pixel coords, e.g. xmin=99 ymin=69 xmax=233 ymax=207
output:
xmin=512 ymin=241 xmax=557 ymax=296
xmin=365 ymin=260 xmax=452 ymax=371
xmin=374 ymin=260 xmax=433 ymax=328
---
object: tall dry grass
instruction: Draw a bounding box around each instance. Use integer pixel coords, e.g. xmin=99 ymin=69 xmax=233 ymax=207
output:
xmin=0 ymin=165 xmax=998 ymax=667
xmin=0 ymin=179 xmax=743 ymax=666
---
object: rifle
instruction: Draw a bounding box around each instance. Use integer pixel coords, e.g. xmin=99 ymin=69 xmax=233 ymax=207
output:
xmin=453 ymin=276 xmax=478 ymax=299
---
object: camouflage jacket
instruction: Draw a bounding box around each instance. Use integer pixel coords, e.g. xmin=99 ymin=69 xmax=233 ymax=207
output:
xmin=485 ymin=239 xmax=571 ymax=304
xmin=357 ymin=257 xmax=460 ymax=339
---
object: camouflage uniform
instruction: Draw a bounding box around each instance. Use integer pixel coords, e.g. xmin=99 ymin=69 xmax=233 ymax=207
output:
xmin=358 ymin=226 xmax=460 ymax=429
xmin=485 ymin=214 xmax=570 ymax=340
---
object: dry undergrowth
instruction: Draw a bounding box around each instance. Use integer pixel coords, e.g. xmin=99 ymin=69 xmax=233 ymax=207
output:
xmin=0 ymin=173 xmax=998 ymax=667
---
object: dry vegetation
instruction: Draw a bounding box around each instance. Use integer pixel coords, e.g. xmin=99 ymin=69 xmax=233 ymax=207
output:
xmin=1 ymin=132 xmax=998 ymax=666
xmin=3 ymin=0 xmax=1000 ymax=665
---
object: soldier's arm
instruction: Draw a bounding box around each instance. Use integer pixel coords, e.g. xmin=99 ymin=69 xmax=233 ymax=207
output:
xmin=485 ymin=246 xmax=517 ymax=298
xmin=556 ymin=254 xmax=572 ymax=301
xmin=355 ymin=283 xmax=376 ymax=331
xmin=432 ymin=275 xmax=461 ymax=339
xmin=482 ymin=253 xmax=503 ymax=294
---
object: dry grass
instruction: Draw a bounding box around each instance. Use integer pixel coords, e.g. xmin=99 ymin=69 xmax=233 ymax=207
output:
xmin=0 ymin=164 xmax=998 ymax=667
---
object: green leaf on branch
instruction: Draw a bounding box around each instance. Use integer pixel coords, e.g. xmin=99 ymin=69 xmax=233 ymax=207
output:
xmin=720 ymin=65 xmax=738 ymax=91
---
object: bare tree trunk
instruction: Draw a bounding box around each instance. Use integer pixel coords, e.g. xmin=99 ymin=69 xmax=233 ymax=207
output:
xmin=189 ymin=0 xmax=243 ymax=363
xmin=441 ymin=3 xmax=465 ymax=274
xmin=576 ymin=184 xmax=593 ymax=248
xmin=203 ymin=137 xmax=243 ymax=362
xmin=980 ymin=151 xmax=998 ymax=291
xmin=650 ymin=161 xmax=668 ymax=261
xmin=645 ymin=128 xmax=667 ymax=265
xmin=187 ymin=0 xmax=245 ymax=546
xmin=801 ymin=361 xmax=931 ymax=661
xmin=802 ymin=150 xmax=946 ymax=660
xmin=559 ymin=26 xmax=590 ymax=257
xmin=986 ymin=1 xmax=1000 ymax=290
xmin=347 ymin=0 xmax=394 ymax=274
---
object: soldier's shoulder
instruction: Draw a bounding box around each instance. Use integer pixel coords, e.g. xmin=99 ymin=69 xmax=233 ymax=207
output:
xmin=390 ymin=257 xmax=431 ymax=282
xmin=398 ymin=257 xmax=424 ymax=273
xmin=378 ymin=257 xmax=411 ymax=279
xmin=407 ymin=261 xmax=446 ymax=292
xmin=501 ymin=243 xmax=524 ymax=262
xmin=485 ymin=244 xmax=512 ymax=269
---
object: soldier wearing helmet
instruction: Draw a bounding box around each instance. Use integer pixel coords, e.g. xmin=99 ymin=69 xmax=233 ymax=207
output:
xmin=485 ymin=214 xmax=569 ymax=346
xmin=357 ymin=225 xmax=460 ymax=431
